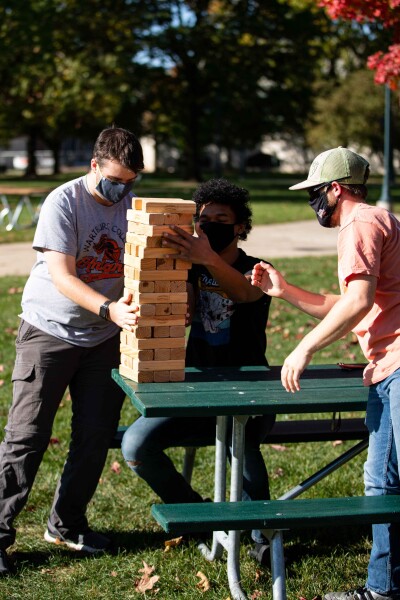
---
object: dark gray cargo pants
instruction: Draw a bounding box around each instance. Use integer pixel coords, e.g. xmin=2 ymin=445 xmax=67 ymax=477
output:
xmin=0 ymin=320 xmax=124 ymax=549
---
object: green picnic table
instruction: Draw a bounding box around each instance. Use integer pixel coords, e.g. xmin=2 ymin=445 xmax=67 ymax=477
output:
xmin=112 ymin=364 xmax=369 ymax=600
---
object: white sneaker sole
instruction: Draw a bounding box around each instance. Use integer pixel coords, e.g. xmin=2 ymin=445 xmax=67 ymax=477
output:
xmin=44 ymin=530 xmax=105 ymax=553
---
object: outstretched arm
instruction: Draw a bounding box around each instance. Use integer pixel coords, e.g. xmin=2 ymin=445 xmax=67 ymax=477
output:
xmin=163 ymin=225 xmax=264 ymax=303
xmin=281 ymin=275 xmax=377 ymax=393
xmin=251 ymin=261 xmax=340 ymax=319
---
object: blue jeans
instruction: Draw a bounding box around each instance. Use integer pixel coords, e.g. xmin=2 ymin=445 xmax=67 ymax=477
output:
xmin=365 ymin=368 xmax=400 ymax=595
xmin=121 ymin=413 xmax=275 ymax=544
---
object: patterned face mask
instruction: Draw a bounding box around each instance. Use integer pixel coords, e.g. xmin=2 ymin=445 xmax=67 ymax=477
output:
xmin=95 ymin=169 xmax=134 ymax=204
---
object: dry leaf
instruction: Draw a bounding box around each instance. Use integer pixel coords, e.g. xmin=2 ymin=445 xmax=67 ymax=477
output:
xmin=250 ymin=591 xmax=263 ymax=599
xmin=196 ymin=570 xmax=211 ymax=592
xmin=0 ymin=365 xmax=4 ymax=372
xmin=49 ymin=437 xmax=60 ymax=445
xmin=0 ymin=380 xmax=4 ymax=387
xmin=332 ymin=440 xmax=343 ymax=447
xmin=111 ymin=461 xmax=121 ymax=474
xmin=270 ymin=444 xmax=286 ymax=452
xmin=135 ymin=561 xmax=160 ymax=594
xmin=164 ymin=536 xmax=183 ymax=552
xmin=110 ymin=571 xmax=118 ymax=577
xmin=272 ymin=467 xmax=284 ymax=478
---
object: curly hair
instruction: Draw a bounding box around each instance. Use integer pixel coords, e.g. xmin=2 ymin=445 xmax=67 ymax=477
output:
xmin=192 ymin=178 xmax=252 ymax=240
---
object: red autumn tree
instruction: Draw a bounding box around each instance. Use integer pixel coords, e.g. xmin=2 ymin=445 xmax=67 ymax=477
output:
xmin=318 ymin=0 xmax=400 ymax=89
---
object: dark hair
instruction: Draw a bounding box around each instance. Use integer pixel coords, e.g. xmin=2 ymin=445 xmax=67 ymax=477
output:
xmin=340 ymin=183 xmax=368 ymax=200
xmin=93 ymin=126 xmax=144 ymax=172
xmin=192 ymin=178 xmax=252 ymax=240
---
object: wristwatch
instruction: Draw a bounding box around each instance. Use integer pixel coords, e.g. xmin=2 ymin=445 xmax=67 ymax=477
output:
xmin=99 ymin=299 xmax=113 ymax=320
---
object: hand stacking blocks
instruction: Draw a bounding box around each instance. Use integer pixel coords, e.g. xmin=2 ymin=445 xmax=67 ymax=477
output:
xmin=119 ymin=197 xmax=196 ymax=382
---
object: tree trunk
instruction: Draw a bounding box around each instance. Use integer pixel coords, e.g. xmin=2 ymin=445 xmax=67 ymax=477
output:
xmin=24 ymin=131 xmax=37 ymax=177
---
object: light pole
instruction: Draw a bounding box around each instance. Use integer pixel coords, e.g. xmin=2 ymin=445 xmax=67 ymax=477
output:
xmin=376 ymin=84 xmax=392 ymax=211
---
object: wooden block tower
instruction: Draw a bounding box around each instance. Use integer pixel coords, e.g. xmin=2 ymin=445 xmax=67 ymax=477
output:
xmin=119 ymin=197 xmax=196 ymax=383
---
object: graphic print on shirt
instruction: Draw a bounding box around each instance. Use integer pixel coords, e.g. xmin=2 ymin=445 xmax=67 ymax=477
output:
xmin=76 ymin=232 xmax=124 ymax=283
xmin=193 ymin=272 xmax=235 ymax=345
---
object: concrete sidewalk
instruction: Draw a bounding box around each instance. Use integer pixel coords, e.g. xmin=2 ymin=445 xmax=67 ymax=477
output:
xmin=0 ymin=220 xmax=338 ymax=278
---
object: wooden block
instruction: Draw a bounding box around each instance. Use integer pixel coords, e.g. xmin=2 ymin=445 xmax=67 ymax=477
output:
xmin=169 ymin=325 xmax=186 ymax=337
xmin=121 ymin=335 xmax=186 ymax=350
xmin=137 ymin=246 xmax=179 ymax=258
xmin=170 ymin=347 xmax=186 ymax=360
xmin=120 ymin=353 xmax=133 ymax=369
xmin=136 ymin=270 xmax=188 ymax=281
xmin=155 ymin=304 xmax=172 ymax=316
xmin=169 ymin=370 xmax=185 ymax=382
xmin=154 ymin=348 xmax=171 ymax=361
xmin=138 ymin=304 xmax=156 ymax=317
xmin=138 ymin=315 xmax=185 ymax=326
xmin=156 ymin=258 xmax=175 ymax=271
xmin=132 ymin=358 xmax=186 ymax=372
xmin=119 ymin=363 xmax=154 ymax=383
xmin=163 ymin=213 xmax=180 ymax=225
xmin=126 ymin=232 xmax=163 ymax=247
xmin=133 ymin=198 xmax=195 ymax=214
xmin=154 ymin=281 xmax=171 ymax=294
xmin=121 ymin=347 xmax=154 ymax=361
xmin=175 ymin=259 xmax=192 ymax=270
xmin=133 ymin=292 xmax=187 ymax=304
xmin=170 ymin=281 xmax=187 ymax=292
xmin=126 ymin=210 xmax=165 ymax=225
xmin=132 ymin=325 xmax=152 ymax=338
xmin=124 ymin=278 xmax=155 ymax=293
xmin=153 ymin=326 xmax=170 ymax=338
xmin=124 ymin=254 xmax=157 ymax=270
xmin=126 ymin=222 xmax=193 ymax=236
xmin=171 ymin=303 xmax=188 ymax=315
xmin=153 ymin=371 xmax=172 ymax=383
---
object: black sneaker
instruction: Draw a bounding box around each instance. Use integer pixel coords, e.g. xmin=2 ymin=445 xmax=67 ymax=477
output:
xmin=44 ymin=529 xmax=111 ymax=554
xmin=248 ymin=542 xmax=270 ymax=566
xmin=0 ymin=549 xmax=11 ymax=576
xmin=323 ymin=587 xmax=400 ymax=600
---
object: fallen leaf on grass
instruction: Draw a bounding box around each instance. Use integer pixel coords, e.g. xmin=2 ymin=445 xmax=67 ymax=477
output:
xmin=0 ymin=380 xmax=4 ymax=387
xmin=332 ymin=440 xmax=343 ymax=447
xmin=250 ymin=591 xmax=264 ymax=599
xmin=49 ymin=437 xmax=60 ymax=445
xmin=135 ymin=561 xmax=160 ymax=594
xmin=164 ymin=536 xmax=183 ymax=552
xmin=110 ymin=571 xmax=118 ymax=577
xmin=196 ymin=571 xmax=211 ymax=592
xmin=270 ymin=444 xmax=286 ymax=452
xmin=0 ymin=365 xmax=4 ymax=372
xmin=111 ymin=461 xmax=121 ymax=474
xmin=272 ymin=467 xmax=284 ymax=478
xmin=7 ymin=287 xmax=23 ymax=295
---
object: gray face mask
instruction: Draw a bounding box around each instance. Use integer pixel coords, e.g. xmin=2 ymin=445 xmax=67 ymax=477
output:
xmin=95 ymin=169 xmax=134 ymax=205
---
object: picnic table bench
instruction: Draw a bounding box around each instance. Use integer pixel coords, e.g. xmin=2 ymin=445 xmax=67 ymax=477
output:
xmin=0 ymin=186 xmax=52 ymax=231
xmin=152 ymin=496 xmax=400 ymax=600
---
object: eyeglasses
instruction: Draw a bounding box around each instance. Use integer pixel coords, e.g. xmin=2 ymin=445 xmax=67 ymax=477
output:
xmin=308 ymin=183 xmax=331 ymax=201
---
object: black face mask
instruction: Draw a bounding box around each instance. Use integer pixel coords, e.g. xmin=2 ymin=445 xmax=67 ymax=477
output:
xmin=308 ymin=190 xmax=337 ymax=228
xmin=200 ymin=222 xmax=237 ymax=253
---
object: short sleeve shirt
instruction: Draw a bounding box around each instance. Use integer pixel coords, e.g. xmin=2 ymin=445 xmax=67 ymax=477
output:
xmin=338 ymin=204 xmax=400 ymax=385
xmin=186 ymin=249 xmax=271 ymax=367
xmin=20 ymin=176 xmax=133 ymax=347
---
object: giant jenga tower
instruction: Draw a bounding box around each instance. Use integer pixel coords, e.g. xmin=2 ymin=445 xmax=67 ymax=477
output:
xmin=119 ymin=197 xmax=196 ymax=383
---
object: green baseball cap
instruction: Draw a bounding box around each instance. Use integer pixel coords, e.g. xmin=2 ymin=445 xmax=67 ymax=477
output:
xmin=289 ymin=147 xmax=370 ymax=191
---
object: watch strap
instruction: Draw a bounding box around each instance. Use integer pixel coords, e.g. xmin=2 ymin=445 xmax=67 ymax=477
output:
xmin=99 ymin=299 xmax=113 ymax=320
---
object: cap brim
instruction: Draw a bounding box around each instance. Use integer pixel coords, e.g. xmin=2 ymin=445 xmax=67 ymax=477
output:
xmin=288 ymin=179 xmax=318 ymax=190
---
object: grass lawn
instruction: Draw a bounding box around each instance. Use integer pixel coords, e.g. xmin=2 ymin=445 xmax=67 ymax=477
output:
xmin=0 ymin=253 xmax=370 ymax=600
xmin=1 ymin=171 xmax=399 ymax=243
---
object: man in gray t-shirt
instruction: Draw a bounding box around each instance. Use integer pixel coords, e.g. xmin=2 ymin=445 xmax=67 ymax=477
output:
xmin=0 ymin=127 xmax=143 ymax=575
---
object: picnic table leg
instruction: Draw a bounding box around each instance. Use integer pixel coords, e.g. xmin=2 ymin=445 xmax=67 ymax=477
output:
xmin=227 ymin=415 xmax=249 ymax=600
xmin=200 ymin=415 xmax=228 ymax=561
xmin=269 ymin=529 xmax=287 ymax=600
